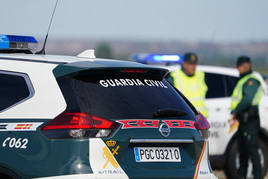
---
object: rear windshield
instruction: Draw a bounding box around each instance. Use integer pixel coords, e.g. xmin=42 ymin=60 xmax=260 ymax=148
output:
xmin=56 ymin=70 xmax=195 ymax=120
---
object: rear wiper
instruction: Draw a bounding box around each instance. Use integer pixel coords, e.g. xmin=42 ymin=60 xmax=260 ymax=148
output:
xmin=153 ymin=108 xmax=187 ymax=118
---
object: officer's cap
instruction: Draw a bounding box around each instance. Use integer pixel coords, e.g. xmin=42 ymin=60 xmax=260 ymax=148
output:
xmin=237 ymin=56 xmax=251 ymax=67
xmin=183 ymin=52 xmax=198 ymax=64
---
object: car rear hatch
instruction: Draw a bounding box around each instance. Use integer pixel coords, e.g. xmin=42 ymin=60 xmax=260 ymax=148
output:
xmin=47 ymin=60 xmax=206 ymax=179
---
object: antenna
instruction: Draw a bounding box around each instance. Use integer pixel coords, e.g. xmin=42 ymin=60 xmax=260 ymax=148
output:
xmin=36 ymin=0 xmax=59 ymax=55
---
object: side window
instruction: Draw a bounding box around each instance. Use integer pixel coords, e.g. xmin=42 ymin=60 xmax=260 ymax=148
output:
xmin=223 ymin=75 xmax=238 ymax=97
xmin=205 ymin=72 xmax=226 ymax=99
xmin=0 ymin=71 xmax=34 ymax=112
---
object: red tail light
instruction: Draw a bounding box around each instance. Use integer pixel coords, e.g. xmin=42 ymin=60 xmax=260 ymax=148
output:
xmin=42 ymin=112 xmax=113 ymax=130
xmin=41 ymin=112 xmax=119 ymax=139
xmin=194 ymin=113 xmax=210 ymax=139
xmin=194 ymin=113 xmax=210 ymax=130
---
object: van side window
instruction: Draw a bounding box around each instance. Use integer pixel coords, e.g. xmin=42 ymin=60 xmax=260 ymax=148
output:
xmin=205 ymin=72 xmax=238 ymax=99
xmin=223 ymin=75 xmax=238 ymax=97
xmin=0 ymin=71 xmax=33 ymax=112
xmin=205 ymin=72 xmax=226 ymax=98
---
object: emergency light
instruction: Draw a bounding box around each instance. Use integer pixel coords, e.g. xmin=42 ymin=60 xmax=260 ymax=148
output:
xmin=0 ymin=34 xmax=38 ymax=51
xmin=132 ymin=54 xmax=183 ymax=64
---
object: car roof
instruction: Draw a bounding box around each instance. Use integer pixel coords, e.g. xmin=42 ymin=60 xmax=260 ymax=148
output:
xmin=0 ymin=53 xmax=168 ymax=72
xmin=0 ymin=53 xmax=92 ymax=64
xmin=0 ymin=53 xmax=148 ymax=65
xmin=0 ymin=54 xmax=238 ymax=73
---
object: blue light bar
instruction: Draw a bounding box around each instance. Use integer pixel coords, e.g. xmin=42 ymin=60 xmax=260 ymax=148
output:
xmin=0 ymin=34 xmax=38 ymax=50
xmin=0 ymin=35 xmax=9 ymax=49
xmin=132 ymin=54 xmax=183 ymax=64
xmin=152 ymin=55 xmax=181 ymax=62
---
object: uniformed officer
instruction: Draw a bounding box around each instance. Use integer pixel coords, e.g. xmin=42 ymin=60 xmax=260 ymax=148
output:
xmin=230 ymin=56 xmax=263 ymax=179
xmin=168 ymin=52 xmax=208 ymax=117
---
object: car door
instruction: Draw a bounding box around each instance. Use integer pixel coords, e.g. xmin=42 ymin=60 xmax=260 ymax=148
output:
xmin=204 ymin=72 xmax=238 ymax=156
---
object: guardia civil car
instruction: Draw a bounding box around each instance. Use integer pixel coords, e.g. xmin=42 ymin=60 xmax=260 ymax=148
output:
xmin=131 ymin=54 xmax=268 ymax=179
xmin=0 ymin=35 xmax=216 ymax=179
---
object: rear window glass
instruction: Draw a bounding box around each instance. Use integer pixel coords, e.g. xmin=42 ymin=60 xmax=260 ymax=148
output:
xmin=56 ymin=70 xmax=195 ymax=120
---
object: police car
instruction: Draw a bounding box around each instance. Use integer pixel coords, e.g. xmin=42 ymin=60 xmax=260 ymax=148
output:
xmin=132 ymin=54 xmax=268 ymax=179
xmin=0 ymin=35 xmax=217 ymax=179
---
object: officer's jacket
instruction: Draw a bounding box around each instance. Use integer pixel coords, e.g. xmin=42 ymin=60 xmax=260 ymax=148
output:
xmin=231 ymin=71 xmax=263 ymax=115
xmin=169 ymin=69 xmax=208 ymax=117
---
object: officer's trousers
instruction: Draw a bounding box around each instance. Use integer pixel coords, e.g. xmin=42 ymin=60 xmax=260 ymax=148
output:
xmin=237 ymin=130 xmax=262 ymax=179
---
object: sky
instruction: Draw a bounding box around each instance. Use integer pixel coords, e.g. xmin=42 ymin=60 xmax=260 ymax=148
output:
xmin=1 ymin=0 xmax=268 ymax=42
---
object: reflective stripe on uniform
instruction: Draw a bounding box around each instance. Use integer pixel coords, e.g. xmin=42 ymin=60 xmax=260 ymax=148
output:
xmin=231 ymin=73 xmax=263 ymax=111
xmin=252 ymin=86 xmax=263 ymax=106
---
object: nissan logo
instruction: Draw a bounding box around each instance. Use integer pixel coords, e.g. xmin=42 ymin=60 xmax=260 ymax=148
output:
xmin=159 ymin=123 xmax=171 ymax=137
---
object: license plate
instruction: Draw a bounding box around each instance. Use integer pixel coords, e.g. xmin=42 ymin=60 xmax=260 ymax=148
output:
xmin=134 ymin=147 xmax=181 ymax=162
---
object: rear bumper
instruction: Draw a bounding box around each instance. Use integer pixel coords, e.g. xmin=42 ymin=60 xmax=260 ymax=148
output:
xmin=35 ymin=138 xmax=217 ymax=179
xmin=35 ymin=174 xmax=218 ymax=179
xmin=34 ymin=174 xmax=95 ymax=179
xmin=197 ymin=173 xmax=218 ymax=179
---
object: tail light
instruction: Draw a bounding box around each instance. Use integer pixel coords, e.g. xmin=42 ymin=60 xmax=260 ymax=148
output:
xmin=41 ymin=112 xmax=120 ymax=139
xmin=194 ymin=113 xmax=210 ymax=139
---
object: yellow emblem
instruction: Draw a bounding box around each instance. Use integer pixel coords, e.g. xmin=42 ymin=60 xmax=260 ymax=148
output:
xmin=106 ymin=139 xmax=116 ymax=147
xmin=102 ymin=145 xmax=120 ymax=169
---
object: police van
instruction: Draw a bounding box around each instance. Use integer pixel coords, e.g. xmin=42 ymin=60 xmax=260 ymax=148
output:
xmin=132 ymin=54 xmax=268 ymax=179
xmin=0 ymin=35 xmax=217 ymax=179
